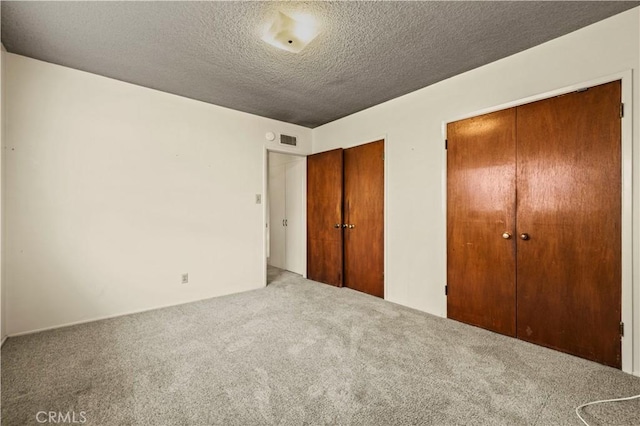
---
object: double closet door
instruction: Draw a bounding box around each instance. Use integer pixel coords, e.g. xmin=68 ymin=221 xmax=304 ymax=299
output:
xmin=268 ymin=154 xmax=304 ymax=275
xmin=307 ymin=140 xmax=384 ymax=297
xmin=447 ymin=81 xmax=622 ymax=368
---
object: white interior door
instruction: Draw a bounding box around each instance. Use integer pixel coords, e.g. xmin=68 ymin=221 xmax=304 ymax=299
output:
xmin=285 ymin=159 xmax=304 ymax=275
xmin=268 ymin=163 xmax=286 ymax=269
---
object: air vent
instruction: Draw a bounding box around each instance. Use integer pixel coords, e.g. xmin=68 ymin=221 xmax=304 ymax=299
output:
xmin=280 ymin=134 xmax=297 ymax=147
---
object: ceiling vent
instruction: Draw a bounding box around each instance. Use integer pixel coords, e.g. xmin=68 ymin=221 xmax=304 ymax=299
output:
xmin=280 ymin=134 xmax=297 ymax=147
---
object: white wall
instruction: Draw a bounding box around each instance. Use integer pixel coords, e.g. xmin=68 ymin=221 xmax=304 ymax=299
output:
xmin=313 ymin=8 xmax=640 ymax=375
xmin=4 ymin=53 xmax=312 ymax=335
xmin=1 ymin=44 xmax=6 ymax=343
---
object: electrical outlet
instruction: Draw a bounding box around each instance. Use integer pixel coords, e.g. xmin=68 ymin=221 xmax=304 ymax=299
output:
xmin=181 ymin=273 xmax=189 ymax=284
xmin=255 ymin=194 xmax=262 ymax=204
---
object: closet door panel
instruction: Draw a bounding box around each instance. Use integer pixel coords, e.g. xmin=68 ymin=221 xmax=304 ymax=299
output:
xmin=285 ymin=160 xmax=304 ymax=275
xmin=516 ymin=81 xmax=621 ymax=368
xmin=307 ymin=149 xmax=344 ymax=286
xmin=343 ymin=140 xmax=384 ymax=297
xmin=268 ymin=163 xmax=286 ymax=269
xmin=447 ymin=108 xmax=517 ymax=336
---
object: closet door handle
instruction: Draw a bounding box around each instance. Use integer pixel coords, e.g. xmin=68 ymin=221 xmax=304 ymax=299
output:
xmin=334 ymin=223 xmax=341 ymax=229
xmin=283 ymin=219 xmax=285 ymax=227
xmin=348 ymin=224 xmax=355 ymax=229
xmin=502 ymin=232 xmax=512 ymax=240
xmin=285 ymin=219 xmax=288 ymax=226
xmin=520 ymin=233 xmax=530 ymax=241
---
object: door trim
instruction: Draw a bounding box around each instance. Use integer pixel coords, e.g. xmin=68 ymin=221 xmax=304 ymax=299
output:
xmin=442 ymin=70 xmax=634 ymax=374
xmin=262 ymin=148 xmax=308 ymax=282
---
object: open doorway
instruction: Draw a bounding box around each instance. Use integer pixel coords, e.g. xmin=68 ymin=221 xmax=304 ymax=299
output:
xmin=266 ymin=151 xmax=306 ymax=285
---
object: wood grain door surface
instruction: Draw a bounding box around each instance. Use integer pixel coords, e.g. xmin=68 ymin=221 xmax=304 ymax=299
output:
xmin=447 ymin=80 xmax=622 ymax=368
xmin=516 ymin=81 xmax=621 ymax=368
xmin=344 ymin=140 xmax=385 ymax=298
xmin=447 ymin=109 xmax=517 ymax=336
xmin=307 ymin=149 xmax=344 ymax=287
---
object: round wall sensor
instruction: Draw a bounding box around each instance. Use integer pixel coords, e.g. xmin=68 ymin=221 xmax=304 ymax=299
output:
xmin=265 ymin=132 xmax=276 ymax=141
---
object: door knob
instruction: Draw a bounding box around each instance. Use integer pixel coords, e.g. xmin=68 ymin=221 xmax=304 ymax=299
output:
xmin=342 ymin=224 xmax=348 ymax=228
xmin=348 ymin=224 xmax=355 ymax=229
xmin=502 ymin=232 xmax=512 ymax=240
xmin=334 ymin=223 xmax=341 ymax=229
xmin=520 ymin=233 xmax=530 ymax=240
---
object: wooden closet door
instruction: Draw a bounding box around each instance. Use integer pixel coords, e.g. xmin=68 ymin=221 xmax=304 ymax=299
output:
xmin=516 ymin=81 xmax=622 ymax=368
xmin=343 ymin=140 xmax=384 ymax=297
xmin=447 ymin=109 xmax=517 ymax=336
xmin=307 ymin=149 xmax=344 ymax=286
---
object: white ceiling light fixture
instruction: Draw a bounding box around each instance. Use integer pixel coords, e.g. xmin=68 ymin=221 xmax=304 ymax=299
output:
xmin=262 ymin=12 xmax=320 ymax=53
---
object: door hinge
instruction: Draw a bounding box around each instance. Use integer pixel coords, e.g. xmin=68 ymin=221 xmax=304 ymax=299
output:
xmin=445 ymin=285 xmax=448 ymax=296
xmin=620 ymin=103 xmax=624 ymax=118
xmin=445 ymin=139 xmax=448 ymax=150
xmin=620 ymin=322 xmax=625 ymax=337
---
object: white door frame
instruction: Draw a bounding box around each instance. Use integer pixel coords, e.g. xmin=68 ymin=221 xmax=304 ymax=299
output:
xmin=442 ymin=70 xmax=634 ymax=374
xmin=262 ymin=148 xmax=308 ymax=282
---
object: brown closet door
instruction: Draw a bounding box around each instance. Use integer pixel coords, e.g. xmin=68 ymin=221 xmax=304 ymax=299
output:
xmin=343 ymin=140 xmax=384 ymax=297
xmin=447 ymin=109 xmax=517 ymax=336
xmin=307 ymin=149 xmax=344 ymax=286
xmin=516 ymin=81 xmax=622 ymax=368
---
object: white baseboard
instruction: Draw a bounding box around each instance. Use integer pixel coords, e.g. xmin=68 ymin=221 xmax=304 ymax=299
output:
xmin=7 ymin=285 xmax=262 ymax=338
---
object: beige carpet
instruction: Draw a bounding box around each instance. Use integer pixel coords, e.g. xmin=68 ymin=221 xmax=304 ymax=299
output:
xmin=2 ymin=267 xmax=640 ymax=425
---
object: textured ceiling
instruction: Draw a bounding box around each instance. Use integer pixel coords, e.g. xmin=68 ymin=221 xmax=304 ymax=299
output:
xmin=2 ymin=1 xmax=639 ymax=128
